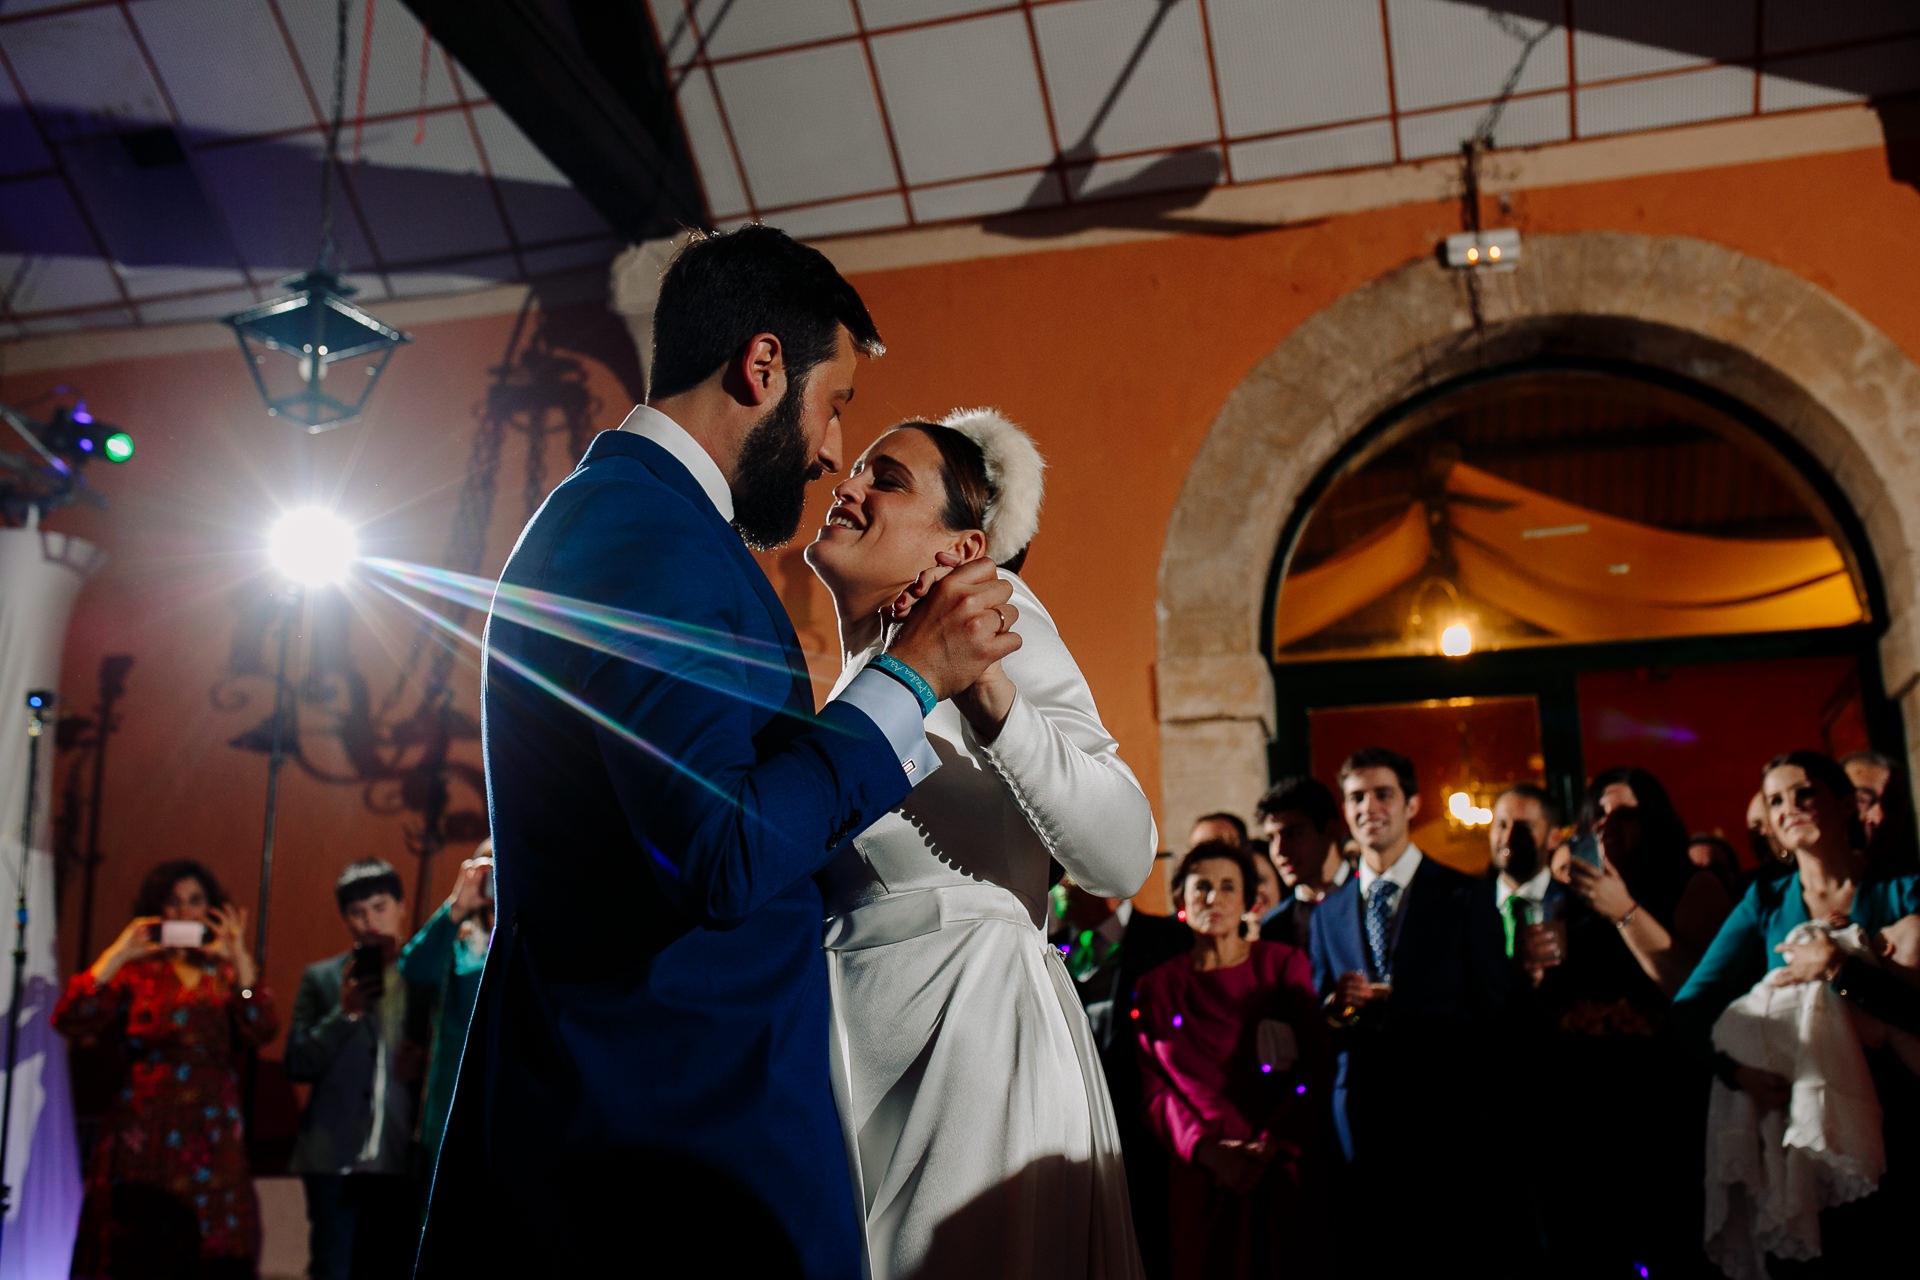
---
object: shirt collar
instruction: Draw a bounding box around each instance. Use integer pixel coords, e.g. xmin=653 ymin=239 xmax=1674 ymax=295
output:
xmin=1358 ymin=844 xmax=1423 ymax=898
xmin=618 ymin=404 xmax=733 ymax=521
xmin=1495 ymin=866 xmax=1554 ymax=909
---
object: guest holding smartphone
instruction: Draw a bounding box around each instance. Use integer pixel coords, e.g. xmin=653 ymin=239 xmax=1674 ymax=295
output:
xmin=398 ymin=841 xmax=495 ymax=1172
xmin=54 ymin=860 xmax=276 ymax=1280
xmin=1567 ymin=766 xmax=1733 ymax=997
xmin=288 ymin=859 xmax=432 ymax=1280
xmin=1556 ymin=767 xmax=1732 ymax=1277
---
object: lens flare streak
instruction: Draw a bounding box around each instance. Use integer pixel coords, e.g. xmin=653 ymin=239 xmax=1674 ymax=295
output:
xmin=362 ymin=557 xmax=850 ymax=729
xmin=366 ymin=576 xmax=759 ymax=821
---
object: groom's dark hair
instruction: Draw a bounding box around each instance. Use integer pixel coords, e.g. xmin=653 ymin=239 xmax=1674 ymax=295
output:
xmin=648 ymin=224 xmax=884 ymax=401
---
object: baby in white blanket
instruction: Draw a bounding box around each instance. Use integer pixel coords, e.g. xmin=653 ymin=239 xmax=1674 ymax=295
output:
xmin=1702 ymin=916 xmax=1918 ymax=1280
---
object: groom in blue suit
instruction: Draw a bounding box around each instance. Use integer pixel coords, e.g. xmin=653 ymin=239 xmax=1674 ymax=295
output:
xmin=415 ymin=227 xmax=1019 ymax=1278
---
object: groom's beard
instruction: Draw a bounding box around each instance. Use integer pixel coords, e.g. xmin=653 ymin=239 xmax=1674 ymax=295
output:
xmin=730 ymin=376 xmax=821 ymax=552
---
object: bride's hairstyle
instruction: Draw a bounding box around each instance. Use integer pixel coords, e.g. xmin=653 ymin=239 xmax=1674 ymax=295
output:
xmin=895 ymin=408 xmax=1046 ymax=573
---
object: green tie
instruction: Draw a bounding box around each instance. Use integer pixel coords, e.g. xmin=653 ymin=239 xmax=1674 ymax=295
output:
xmin=1502 ymin=895 xmax=1529 ymax=958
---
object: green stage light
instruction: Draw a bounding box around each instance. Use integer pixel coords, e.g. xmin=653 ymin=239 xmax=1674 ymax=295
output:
xmin=103 ymin=431 xmax=133 ymax=463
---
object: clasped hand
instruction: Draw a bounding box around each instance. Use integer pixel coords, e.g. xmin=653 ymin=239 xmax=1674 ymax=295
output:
xmin=1195 ymin=1137 xmax=1277 ymax=1195
xmin=884 ymin=551 xmax=1021 ymax=736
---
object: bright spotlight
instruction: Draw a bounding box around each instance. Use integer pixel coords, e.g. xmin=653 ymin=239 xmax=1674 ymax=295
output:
xmin=268 ymin=507 xmax=358 ymax=586
xmin=1440 ymin=623 xmax=1473 ymax=657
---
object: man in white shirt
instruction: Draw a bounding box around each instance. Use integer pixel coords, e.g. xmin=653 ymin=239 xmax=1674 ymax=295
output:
xmin=1308 ymin=747 xmax=1514 ymax=1270
xmin=1489 ymin=783 xmax=1568 ymax=987
xmin=419 ymin=225 xmax=1017 ymax=1280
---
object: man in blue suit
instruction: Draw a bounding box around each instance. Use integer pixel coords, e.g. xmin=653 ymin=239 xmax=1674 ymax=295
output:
xmin=1308 ymin=747 xmax=1512 ymax=1275
xmin=415 ymin=226 xmax=1019 ymax=1278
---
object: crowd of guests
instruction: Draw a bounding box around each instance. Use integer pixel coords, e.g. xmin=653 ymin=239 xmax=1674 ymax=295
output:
xmin=51 ymin=846 xmax=494 ymax=1279
xmin=42 ymin=742 xmax=1920 ymax=1278
xmin=1061 ymin=746 xmax=1920 ymax=1279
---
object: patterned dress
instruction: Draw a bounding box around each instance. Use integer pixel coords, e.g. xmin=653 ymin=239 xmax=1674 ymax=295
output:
xmin=53 ymin=955 xmax=278 ymax=1277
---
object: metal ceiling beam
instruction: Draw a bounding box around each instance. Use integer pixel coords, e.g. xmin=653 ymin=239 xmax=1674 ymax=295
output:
xmin=400 ymin=0 xmax=706 ymax=240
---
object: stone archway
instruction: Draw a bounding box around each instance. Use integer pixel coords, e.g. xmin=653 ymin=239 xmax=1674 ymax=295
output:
xmin=1155 ymin=231 xmax=1920 ymax=836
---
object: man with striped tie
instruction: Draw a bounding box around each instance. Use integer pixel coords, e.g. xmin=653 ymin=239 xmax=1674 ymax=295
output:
xmin=1308 ymin=747 xmax=1513 ymax=1275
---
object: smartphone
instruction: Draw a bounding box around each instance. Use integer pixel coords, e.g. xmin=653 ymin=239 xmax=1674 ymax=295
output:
xmin=350 ymin=942 xmax=386 ymax=996
xmin=158 ymin=920 xmax=206 ymax=948
xmin=1570 ymin=832 xmax=1603 ymax=872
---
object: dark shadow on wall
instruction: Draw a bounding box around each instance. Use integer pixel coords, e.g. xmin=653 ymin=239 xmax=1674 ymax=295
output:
xmin=206 ymin=297 xmax=625 ymax=923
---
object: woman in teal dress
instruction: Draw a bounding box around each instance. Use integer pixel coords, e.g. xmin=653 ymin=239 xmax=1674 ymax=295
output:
xmin=399 ymin=845 xmax=494 ymax=1171
xmin=1675 ymin=750 xmax=1920 ymax=1271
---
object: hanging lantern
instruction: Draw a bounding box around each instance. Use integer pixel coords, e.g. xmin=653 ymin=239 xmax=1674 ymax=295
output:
xmin=222 ymin=0 xmax=407 ymax=432
xmin=223 ymin=269 xmax=409 ymax=432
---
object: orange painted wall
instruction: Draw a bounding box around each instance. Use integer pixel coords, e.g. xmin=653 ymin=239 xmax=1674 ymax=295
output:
xmin=11 ymin=143 xmax=1920 ymax=1060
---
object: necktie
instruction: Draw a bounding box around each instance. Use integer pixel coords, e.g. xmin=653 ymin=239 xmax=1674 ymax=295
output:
xmin=1502 ymin=895 xmax=1527 ymax=958
xmin=1366 ymin=880 xmax=1399 ymax=980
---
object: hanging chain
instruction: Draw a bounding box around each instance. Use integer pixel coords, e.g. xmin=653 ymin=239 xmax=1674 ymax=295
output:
xmin=317 ymin=0 xmax=350 ymax=273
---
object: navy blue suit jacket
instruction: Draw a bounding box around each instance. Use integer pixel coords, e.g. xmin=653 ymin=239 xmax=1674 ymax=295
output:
xmin=416 ymin=431 xmax=910 ymax=1279
xmin=1308 ymin=854 xmax=1512 ymax=1168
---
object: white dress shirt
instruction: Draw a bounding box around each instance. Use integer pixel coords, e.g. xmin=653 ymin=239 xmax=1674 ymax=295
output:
xmin=1357 ymin=843 xmax=1423 ymax=934
xmin=615 ymin=403 xmax=937 ymax=782
xmin=1494 ymin=866 xmax=1554 ymax=912
xmin=618 ymin=403 xmax=733 ymax=518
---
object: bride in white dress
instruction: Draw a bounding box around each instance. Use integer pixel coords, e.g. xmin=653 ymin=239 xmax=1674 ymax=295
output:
xmin=804 ymin=409 xmax=1156 ymax=1280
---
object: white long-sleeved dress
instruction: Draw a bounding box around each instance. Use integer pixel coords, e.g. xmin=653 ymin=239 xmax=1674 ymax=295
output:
xmin=822 ymin=570 xmax=1157 ymax=1280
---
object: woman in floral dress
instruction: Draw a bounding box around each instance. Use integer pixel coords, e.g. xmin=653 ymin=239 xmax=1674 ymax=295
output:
xmin=54 ymin=860 xmax=277 ymax=1279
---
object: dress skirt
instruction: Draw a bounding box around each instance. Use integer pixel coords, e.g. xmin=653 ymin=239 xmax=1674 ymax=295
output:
xmin=825 ymin=883 xmax=1145 ymax=1280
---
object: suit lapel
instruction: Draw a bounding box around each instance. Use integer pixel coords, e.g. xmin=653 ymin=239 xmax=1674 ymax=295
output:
xmin=714 ymin=535 xmax=813 ymax=709
xmin=1391 ymin=857 xmax=1441 ymax=958
xmin=1329 ymin=878 xmax=1366 ymax=971
xmin=612 ymin=432 xmax=813 ymax=713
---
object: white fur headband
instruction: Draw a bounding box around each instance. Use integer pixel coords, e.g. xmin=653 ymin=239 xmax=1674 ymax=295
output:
xmin=940 ymin=407 xmax=1046 ymax=565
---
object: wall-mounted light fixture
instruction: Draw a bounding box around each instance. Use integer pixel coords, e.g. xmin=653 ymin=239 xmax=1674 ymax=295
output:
xmin=1444 ymin=228 xmax=1522 ymax=273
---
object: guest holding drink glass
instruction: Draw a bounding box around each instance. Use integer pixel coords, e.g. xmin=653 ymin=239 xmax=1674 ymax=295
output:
xmin=1307 ymin=748 xmax=1511 ymax=1273
xmin=1488 ymin=784 xmax=1568 ymax=988
xmin=1135 ymin=840 xmax=1330 ymax=1280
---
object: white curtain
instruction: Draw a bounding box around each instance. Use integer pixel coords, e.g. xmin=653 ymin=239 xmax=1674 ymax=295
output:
xmin=0 ymin=526 xmax=104 ymax=1280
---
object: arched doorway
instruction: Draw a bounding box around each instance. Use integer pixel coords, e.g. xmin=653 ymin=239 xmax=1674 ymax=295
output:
xmin=1156 ymin=232 xmax=1920 ymax=847
xmin=1264 ymin=358 xmax=1893 ymax=872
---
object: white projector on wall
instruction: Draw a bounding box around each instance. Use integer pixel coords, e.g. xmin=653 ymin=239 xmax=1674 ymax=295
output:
xmin=1444 ymin=228 xmax=1522 ymax=272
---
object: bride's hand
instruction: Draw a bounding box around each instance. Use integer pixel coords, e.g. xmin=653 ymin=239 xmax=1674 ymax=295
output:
xmin=953 ymin=661 xmax=1015 ymax=745
xmin=883 ymin=550 xmax=966 ymax=623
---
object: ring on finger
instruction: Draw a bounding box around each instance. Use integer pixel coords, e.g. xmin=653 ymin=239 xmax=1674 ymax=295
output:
xmin=991 ymin=606 xmax=1008 ymax=634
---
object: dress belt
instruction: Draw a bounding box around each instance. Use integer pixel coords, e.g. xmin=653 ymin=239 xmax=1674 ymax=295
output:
xmin=822 ymin=883 xmax=1042 ymax=952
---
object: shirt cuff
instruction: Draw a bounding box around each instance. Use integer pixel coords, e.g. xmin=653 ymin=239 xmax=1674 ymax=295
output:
xmin=833 ymin=667 xmax=940 ymax=785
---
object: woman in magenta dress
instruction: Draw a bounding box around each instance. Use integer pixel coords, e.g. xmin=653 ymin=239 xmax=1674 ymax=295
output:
xmin=54 ymin=860 xmax=277 ymax=1279
xmin=1135 ymin=840 xmax=1332 ymax=1280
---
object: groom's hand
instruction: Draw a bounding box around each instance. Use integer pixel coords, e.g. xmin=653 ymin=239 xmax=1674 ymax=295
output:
xmin=887 ymin=558 xmax=1020 ymax=702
